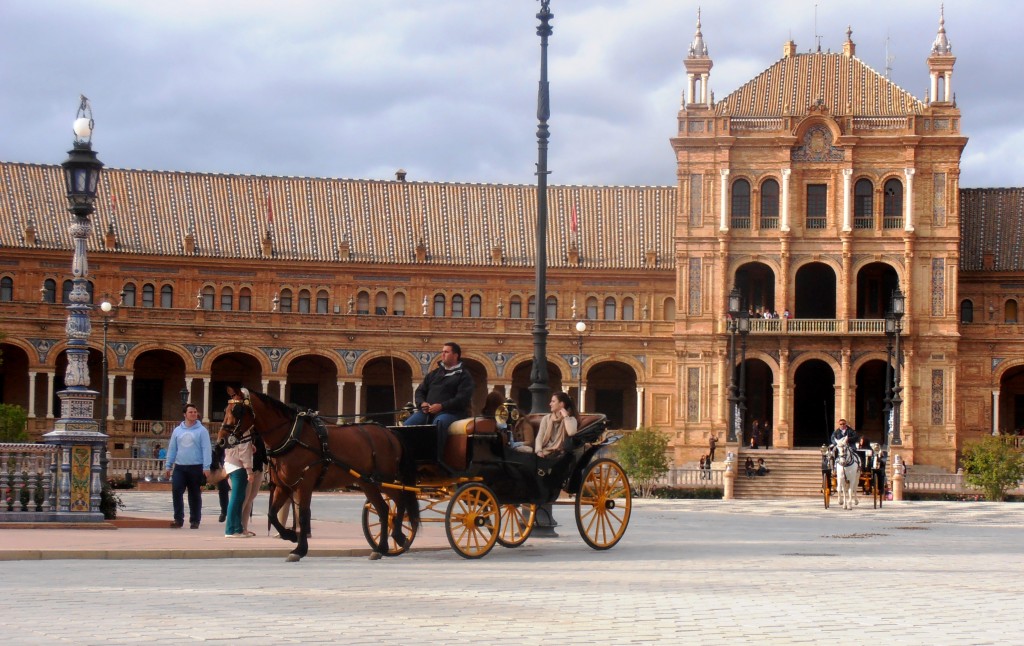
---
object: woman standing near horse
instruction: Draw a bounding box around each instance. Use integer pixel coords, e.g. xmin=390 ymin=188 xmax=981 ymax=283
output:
xmin=223 ymin=429 xmax=255 ymax=537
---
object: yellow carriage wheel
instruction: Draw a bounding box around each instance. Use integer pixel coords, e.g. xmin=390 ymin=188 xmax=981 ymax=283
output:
xmin=497 ymin=504 xmax=536 ymax=548
xmin=445 ymin=483 xmax=500 ymax=559
xmin=361 ymin=494 xmax=417 ymax=557
xmin=575 ymin=458 xmax=631 ymax=550
xmin=822 ymin=472 xmax=831 ymax=509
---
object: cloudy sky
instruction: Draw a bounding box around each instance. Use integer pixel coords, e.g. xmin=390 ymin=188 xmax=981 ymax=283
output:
xmin=2 ymin=0 xmax=1021 ymax=188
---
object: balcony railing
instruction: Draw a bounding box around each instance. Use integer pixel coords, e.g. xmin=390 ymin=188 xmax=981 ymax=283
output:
xmin=742 ymin=318 xmax=887 ymax=335
xmin=0 ymin=443 xmax=58 ymax=520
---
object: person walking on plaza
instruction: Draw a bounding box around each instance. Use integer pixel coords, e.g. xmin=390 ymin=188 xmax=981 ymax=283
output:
xmin=403 ymin=341 xmax=474 ymax=469
xmin=164 ymin=403 xmax=211 ymax=529
xmin=708 ymin=432 xmax=717 ymax=463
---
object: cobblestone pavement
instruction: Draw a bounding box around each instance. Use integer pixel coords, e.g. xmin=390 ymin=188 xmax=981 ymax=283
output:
xmin=1 ymin=494 xmax=1022 ymax=644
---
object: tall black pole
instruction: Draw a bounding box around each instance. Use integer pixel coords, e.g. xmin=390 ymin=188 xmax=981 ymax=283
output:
xmin=891 ymin=323 xmax=903 ymax=445
xmin=529 ymin=0 xmax=553 ymax=415
xmin=883 ymin=329 xmax=894 ymax=450
xmin=726 ymin=321 xmax=738 ymax=442
xmin=100 ymin=315 xmax=109 ymax=483
xmin=738 ymin=323 xmax=748 ymax=443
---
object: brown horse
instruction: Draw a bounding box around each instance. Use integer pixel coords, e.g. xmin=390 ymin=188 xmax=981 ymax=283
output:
xmin=219 ymin=388 xmax=419 ymax=562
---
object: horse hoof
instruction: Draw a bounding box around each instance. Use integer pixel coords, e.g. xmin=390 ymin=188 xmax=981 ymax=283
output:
xmin=369 ymin=551 xmax=383 ymax=561
xmin=285 ymin=554 xmax=302 ymax=563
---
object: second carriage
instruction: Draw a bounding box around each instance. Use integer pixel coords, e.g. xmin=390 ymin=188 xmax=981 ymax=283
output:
xmin=362 ymin=400 xmax=633 ymax=559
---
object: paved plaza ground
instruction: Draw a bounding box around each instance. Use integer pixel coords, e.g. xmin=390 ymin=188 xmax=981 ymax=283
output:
xmin=1 ymin=491 xmax=1022 ymax=644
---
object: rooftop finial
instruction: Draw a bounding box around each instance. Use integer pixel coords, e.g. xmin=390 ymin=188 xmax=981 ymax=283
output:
xmin=931 ymin=3 xmax=952 ymax=55
xmin=688 ymin=7 xmax=708 ymax=58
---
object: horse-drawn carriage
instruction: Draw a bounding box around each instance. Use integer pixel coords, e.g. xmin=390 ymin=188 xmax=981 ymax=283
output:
xmin=821 ymin=439 xmax=887 ymax=510
xmin=220 ymin=390 xmax=632 ymax=561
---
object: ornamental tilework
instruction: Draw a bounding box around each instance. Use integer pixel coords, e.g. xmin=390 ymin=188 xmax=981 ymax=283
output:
xmin=933 ymin=173 xmax=946 ymax=227
xmin=689 ymin=175 xmax=702 ymax=227
xmin=931 ymin=258 xmax=945 ymax=316
xmin=931 ymin=369 xmax=944 ymax=426
xmin=69 ymin=445 xmax=92 ymax=512
xmin=687 ymin=367 xmax=700 ymax=422
xmin=791 ymin=125 xmax=844 ymax=163
xmin=688 ymin=258 xmax=702 ymax=315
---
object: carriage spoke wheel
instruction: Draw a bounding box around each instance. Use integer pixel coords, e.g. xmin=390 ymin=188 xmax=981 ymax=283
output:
xmin=445 ymin=483 xmax=500 ymax=559
xmin=822 ymin=473 xmax=831 ymax=510
xmin=497 ymin=504 xmax=536 ymax=548
xmin=361 ymin=494 xmax=417 ymax=557
xmin=873 ymin=472 xmax=883 ymax=509
xmin=575 ymin=458 xmax=632 ymax=550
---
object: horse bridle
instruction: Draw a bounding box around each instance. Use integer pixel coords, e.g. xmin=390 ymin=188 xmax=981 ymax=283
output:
xmin=219 ymin=396 xmax=255 ymax=448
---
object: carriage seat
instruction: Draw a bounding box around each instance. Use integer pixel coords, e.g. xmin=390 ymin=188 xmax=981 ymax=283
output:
xmin=442 ymin=416 xmax=498 ymax=471
xmin=513 ymin=413 xmax=606 ymax=451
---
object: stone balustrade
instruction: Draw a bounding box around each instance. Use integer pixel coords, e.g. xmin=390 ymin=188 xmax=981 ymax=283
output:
xmin=0 ymin=443 xmax=58 ymax=520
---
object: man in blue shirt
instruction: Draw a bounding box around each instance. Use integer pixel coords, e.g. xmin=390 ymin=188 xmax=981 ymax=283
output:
xmin=164 ymin=403 xmax=211 ymax=528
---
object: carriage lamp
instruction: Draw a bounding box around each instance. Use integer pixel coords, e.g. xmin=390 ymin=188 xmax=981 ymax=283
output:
xmin=495 ymin=398 xmax=522 ymax=427
xmin=397 ymin=402 xmax=415 ymax=424
xmin=820 ymin=445 xmax=828 ymax=456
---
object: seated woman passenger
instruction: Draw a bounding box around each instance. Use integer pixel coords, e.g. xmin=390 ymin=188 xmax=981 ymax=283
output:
xmin=534 ymin=392 xmax=578 ymax=458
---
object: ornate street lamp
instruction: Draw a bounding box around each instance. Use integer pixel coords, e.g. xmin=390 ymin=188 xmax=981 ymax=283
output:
xmin=179 ymin=384 xmax=190 ymax=408
xmin=43 ymin=96 xmax=106 ymax=521
xmin=528 ymin=0 xmax=553 ymax=416
xmin=98 ymin=299 xmax=115 ymax=483
xmin=883 ymin=311 xmax=895 ymax=449
xmin=737 ymin=309 xmax=750 ymax=443
xmin=726 ymin=287 xmax=741 ymax=442
xmin=575 ymin=320 xmax=587 ymax=408
xmin=889 ymin=288 xmax=905 ymax=446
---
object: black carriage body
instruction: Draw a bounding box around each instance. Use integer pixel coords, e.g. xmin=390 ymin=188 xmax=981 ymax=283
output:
xmin=390 ymin=415 xmax=610 ymax=506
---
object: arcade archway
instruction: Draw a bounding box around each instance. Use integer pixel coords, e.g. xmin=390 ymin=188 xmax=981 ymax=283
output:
xmin=793 ymin=359 xmax=835 ymax=446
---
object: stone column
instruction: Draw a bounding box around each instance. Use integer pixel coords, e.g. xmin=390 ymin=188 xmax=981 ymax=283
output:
xmin=943 ymin=71 xmax=952 ymax=102
xmin=780 ymin=168 xmax=791 ymax=232
xmin=842 ymin=168 xmax=853 ymax=232
xmin=992 ymin=390 xmax=1000 ymax=435
xmin=778 ymin=344 xmax=789 ymax=447
xmin=354 ymin=381 xmax=363 ymax=416
xmin=719 ymin=168 xmax=730 ymax=232
xmin=27 ymin=371 xmax=37 ymax=418
xmin=337 ymin=380 xmax=346 ymax=417
xmin=260 ymin=378 xmax=269 ymax=395
xmin=701 ymin=73 xmax=709 ymax=105
xmin=46 ymin=371 xmax=56 ymax=419
xmin=904 ymin=168 xmax=916 ymax=232
xmin=202 ymin=377 xmax=211 ymax=423
xmin=635 ymin=386 xmax=644 ymax=430
xmin=840 ymin=347 xmax=851 ymax=421
xmin=125 ymin=375 xmax=134 ymax=421
xmin=107 ymin=374 xmax=116 ymax=420
xmin=929 ymin=73 xmax=938 ymax=104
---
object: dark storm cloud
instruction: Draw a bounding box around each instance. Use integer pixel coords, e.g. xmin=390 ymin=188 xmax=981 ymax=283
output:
xmin=1 ymin=0 xmax=1021 ymax=189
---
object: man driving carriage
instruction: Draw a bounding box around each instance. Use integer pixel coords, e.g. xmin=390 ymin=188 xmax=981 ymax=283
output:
xmin=830 ymin=419 xmax=859 ymax=448
xmin=403 ymin=341 xmax=475 ymax=469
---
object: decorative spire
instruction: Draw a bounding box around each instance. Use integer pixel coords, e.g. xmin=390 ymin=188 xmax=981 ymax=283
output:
xmin=931 ymin=4 xmax=952 ymax=55
xmin=688 ymin=8 xmax=708 ymax=58
xmin=842 ymin=25 xmax=856 ymax=57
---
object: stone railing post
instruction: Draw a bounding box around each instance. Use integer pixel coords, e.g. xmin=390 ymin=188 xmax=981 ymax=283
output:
xmin=723 ymin=451 xmax=736 ymax=500
xmin=892 ymin=454 xmax=904 ymax=501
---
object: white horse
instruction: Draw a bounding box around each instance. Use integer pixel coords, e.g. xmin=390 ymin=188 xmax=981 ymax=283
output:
xmin=833 ymin=436 xmax=861 ymax=510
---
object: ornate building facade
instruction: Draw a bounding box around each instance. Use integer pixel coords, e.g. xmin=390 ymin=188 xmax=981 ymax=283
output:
xmin=0 ymin=10 xmax=1019 ymax=471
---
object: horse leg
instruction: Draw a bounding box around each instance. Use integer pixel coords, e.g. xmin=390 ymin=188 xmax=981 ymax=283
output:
xmin=285 ymin=487 xmax=313 ymax=562
xmin=268 ymin=486 xmax=297 ymax=543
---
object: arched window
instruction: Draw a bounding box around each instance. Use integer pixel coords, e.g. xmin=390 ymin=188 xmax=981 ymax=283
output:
xmin=317 ymin=290 xmax=330 ymax=314
xmin=238 ymin=287 xmax=252 ymax=312
xmin=279 ymin=289 xmax=293 ymax=313
xmin=586 ymin=297 xmax=598 ymax=320
xmin=0 ymin=276 xmax=12 ymax=302
xmin=883 ymin=178 xmax=903 ymax=228
xmin=622 ymin=297 xmax=635 ymax=321
xmin=62 ymin=279 xmax=73 ymax=303
xmin=546 ymin=296 xmax=557 ymax=320
xmin=527 ymin=296 xmax=537 ymax=318
xmin=760 ymin=179 xmax=779 ymax=229
xmin=298 ymin=289 xmax=311 ymax=314
xmin=433 ymin=294 xmax=445 ymax=317
xmin=509 ymin=295 xmax=522 ymax=318
xmin=470 ymin=294 xmax=482 ymax=318
xmin=357 ymin=291 xmax=369 ymax=315
xmin=663 ymin=297 xmax=676 ymax=321
xmin=121 ymin=282 xmax=135 ymax=307
xmin=42 ymin=278 xmax=57 ymax=304
xmin=1006 ymin=299 xmax=1018 ymax=324
xmin=854 ymin=178 xmax=873 ymax=228
xmin=604 ymin=297 xmax=617 ymax=320
xmin=452 ymin=294 xmax=464 ymax=318
xmin=731 ymin=179 xmax=751 ymax=228
xmin=374 ymin=291 xmax=387 ymax=316
xmin=393 ymin=293 xmax=406 ymax=316
xmin=160 ymin=284 xmax=174 ymax=308
xmin=220 ymin=286 xmax=233 ymax=311
xmin=142 ymin=283 xmax=155 ymax=308
xmin=960 ymin=299 xmax=973 ymax=324
xmin=202 ymin=286 xmax=215 ymax=310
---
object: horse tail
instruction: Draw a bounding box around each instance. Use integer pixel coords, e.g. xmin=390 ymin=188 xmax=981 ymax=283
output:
xmin=396 ymin=433 xmax=420 ymax=530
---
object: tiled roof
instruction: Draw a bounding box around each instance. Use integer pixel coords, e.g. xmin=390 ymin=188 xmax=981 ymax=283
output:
xmin=0 ymin=162 xmax=676 ymax=270
xmin=960 ymin=188 xmax=1024 ymax=272
xmin=715 ymin=52 xmax=925 ymax=117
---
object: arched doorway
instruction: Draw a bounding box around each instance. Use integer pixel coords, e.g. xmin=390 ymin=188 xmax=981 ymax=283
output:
xmin=793 ymin=359 xmax=835 ymax=446
xmin=585 ymin=362 xmax=638 ymax=430
xmin=362 ymin=357 xmax=414 ymax=425
xmin=794 ymin=262 xmax=837 ymax=318
xmin=131 ymin=349 xmax=189 ymax=421
xmin=284 ymin=354 xmax=339 ymax=415
xmin=510 ymin=362 xmax=563 ymax=412
xmin=998 ymin=366 xmax=1024 ymax=434
xmin=734 ymin=262 xmax=777 ymax=314
xmin=209 ymin=352 xmax=262 ymax=421
xmin=855 ymin=262 xmax=900 ymax=319
xmin=0 ymin=343 xmax=31 ymax=412
xmin=854 ymin=359 xmax=889 ymax=443
xmin=741 ymin=358 xmax=774 ymax=447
